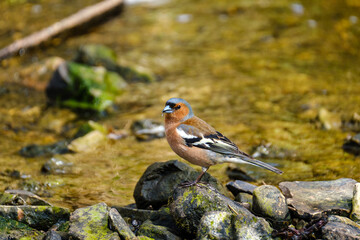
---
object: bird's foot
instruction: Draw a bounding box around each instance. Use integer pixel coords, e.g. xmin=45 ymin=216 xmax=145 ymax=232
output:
xmin=178 ymin=181 xmax=209 ymax=188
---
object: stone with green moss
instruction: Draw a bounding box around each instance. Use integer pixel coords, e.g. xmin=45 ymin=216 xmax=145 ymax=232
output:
xmin=197 ymin=211 xmax=273 ymax=240
xmin=252 ymin=185 xmax=290 ymax=228
xmin=68 ymin=202 xmax=119 ymax=240
xmin=46 ymin=61 xmax=127 ymax=112
xmin=134 ymin=160 xmax=230 ymax=210
xmin=169 ymin=184 xmax=255 ymax=236
xmin=0 ymin=205 xmax=69 ymax=231
xmin=137 ymin=220 xmax=181 ymax=240
xmin=0 ymin=216 xmax=44 ymax=239
xmin=75 ymin=44 xmax=156 ymax=83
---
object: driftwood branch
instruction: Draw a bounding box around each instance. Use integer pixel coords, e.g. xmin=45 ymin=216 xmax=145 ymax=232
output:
xmin=0 ymin=0 xmax=123 ymax=61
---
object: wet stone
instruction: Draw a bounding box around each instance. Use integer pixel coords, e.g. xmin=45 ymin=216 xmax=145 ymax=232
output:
xmin=350 ymin=183 xmax=360 ymax=224
xmin=197 ymin=211 xmax=273 ymax=240
xmin=0 ymin=215 xmax=44 ymax=240
xmin=43 ymin=230 xmax=62 ymax=240
xmin=169 ymin=183 xmax=255 ymax=236
xmin=252 ymin=185 xmax=290 ymax=227
xmin=109 ymin=208 xmax=136 ymax=240
xmin=19 ymin=140 xmax=70 ymax=158
xmin=343 ymin=133 xmax=360 ymax=156
xmin=226 ymin=180 xmax=257 ymax=196
xmin=131 ymin=119 xmax=165 ymax=141
xmin=134 ymin=160 xmax=229 ymax=210
xmin=322 ymin=215 xmax=360 ymax=240
xmin=69 ymin=202 xmax=119 ymax=240
xmin=41 ymin=157 xmax=74 ymax=175
xmin=1 ymin=189 xmax=52 ymax=206
xmin=137 ymin=220 xmax=181 ymax=240
xmin=279 ymin=178 xmax=358 ymax=220
xmin=0 ymin=205 xmax=70 ymax=231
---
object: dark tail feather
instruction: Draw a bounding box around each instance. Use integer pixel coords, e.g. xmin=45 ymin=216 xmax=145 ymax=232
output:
xmin=226 ymin=156 xmax=283 ymax=174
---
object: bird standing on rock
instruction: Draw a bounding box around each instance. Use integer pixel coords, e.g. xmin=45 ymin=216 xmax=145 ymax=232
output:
xmin=162 ymin=97 xmax=283 ymax=186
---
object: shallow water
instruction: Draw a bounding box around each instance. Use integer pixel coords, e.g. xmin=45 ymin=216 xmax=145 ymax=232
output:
xmin=0 ymin=0 xmax=360 ymax=210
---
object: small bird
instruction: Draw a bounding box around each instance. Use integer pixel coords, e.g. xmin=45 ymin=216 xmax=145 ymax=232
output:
xmin=162 ymin=98 xmax=282 ymax=186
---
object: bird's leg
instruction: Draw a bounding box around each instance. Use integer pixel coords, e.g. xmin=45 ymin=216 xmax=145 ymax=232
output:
xmin=179 ymin=167 xmax=209 ymax=187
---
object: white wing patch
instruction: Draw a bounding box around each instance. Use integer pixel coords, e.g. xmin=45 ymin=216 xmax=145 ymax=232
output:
xmin=176 ymin=128 xmax=198 ymax=139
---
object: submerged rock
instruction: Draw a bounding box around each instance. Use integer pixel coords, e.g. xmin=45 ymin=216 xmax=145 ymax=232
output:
xmin=322 ymin=215 xmax=360 ymax=240
xmin=75 ymin=44 xmax=156 ymax=83
xmin=252 ymin=185 xmax=290 ymax=228
xmin=350 ymin=183 xmax=360 ymax=223
xmin=68 ymin=130 xmax=107 ymax=152
xmin=41 ymin=157 xmax=74 ymax=175
xmin=69 ymin=202 xmax=119 ymax=240
xmin=279 ymin=178 xmax=357 ymax=219
xmin=197 ymin=211 xmax=272 ymax=240
xmin=46 ymin=61 xmax=127 ymax=112
xmin=251 ymin=142 xmax=297 ymax=159
xmin=134 ymin=160 xmax=229 ymax=210
xmin=169 ymin=184 xmax=258 ymax=236
xmin=19 ymin=140 xmax=70 ymax=158
xmin=131 ymin=119 xmax=165 ymax=141
xmin=317 ymin=108 xmax=342 ymax=130
xmin=0 ymin=205 xmax=69 ymax=231
xmin=343 ymin=133 xmax=360 ymax=156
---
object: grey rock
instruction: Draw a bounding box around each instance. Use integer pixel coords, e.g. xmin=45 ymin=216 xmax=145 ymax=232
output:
xmin=19 ymin=140 xmax=70 ymax=158
xmin=226 ymin=180 xmax=257 ymax=195
xmin=322 ymin=215 xmax=360 ymax=240
xmin=0 ymin=205 xmax=69 ymax=231
xmin=252 ymin=185 xmax=290 ymax=228
xmin=134 ymin=160 xmax=229 ymax=209
xmin=1 ymin=189 xmax=52 ymax=206
xmin=109 ymin=208 xmax=136 ymax=240
xmin=69 ymin=202 xmax=119 ymax=240
xmin=351 ymin=183 xmax=360 ymax=224
xmin=137 ymin=220 xmax=181 ymax=240
xmin=235 ymin=192 xmax=253 ymax=209
xmin=197 ymin=211 xmax=273 ymax=240
xmin=279 ymin=178 xmax=358 ymax=219
xmin=170 ymin=184 xmax=255 ymax=236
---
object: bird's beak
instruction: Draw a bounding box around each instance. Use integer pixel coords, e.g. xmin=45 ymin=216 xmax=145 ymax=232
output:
xmin=162 ymin=105 xmax=173 ymax=114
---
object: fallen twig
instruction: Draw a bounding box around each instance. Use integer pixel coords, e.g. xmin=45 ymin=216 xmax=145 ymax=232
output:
xmin=0 ymin=0 xmax=123 ymax=61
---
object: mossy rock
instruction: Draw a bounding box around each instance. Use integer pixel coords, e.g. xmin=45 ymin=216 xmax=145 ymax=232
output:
xmin=0 ymin=205 xmax=70 ymax=231
xmin=170 ymin=184 xmax=254 ymax=236
xmin=68 ymin=202 xmax=119 ymax=240
xmin=0 ymin=216 xmax=44 ymax=239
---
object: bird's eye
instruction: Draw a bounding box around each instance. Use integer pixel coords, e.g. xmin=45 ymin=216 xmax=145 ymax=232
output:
xmin=174 ymin=105 xmax=181 ymax=110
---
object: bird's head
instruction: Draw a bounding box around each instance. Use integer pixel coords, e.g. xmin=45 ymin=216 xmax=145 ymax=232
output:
xmin=162 ymin=98 xmax=194 ymax=122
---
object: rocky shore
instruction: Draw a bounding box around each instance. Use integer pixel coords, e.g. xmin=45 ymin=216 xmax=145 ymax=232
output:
xmin=1 ymin=160 xmax=360 ymax=239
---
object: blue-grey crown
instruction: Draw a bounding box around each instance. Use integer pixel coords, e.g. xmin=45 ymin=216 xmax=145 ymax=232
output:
xmin=165 ymin=98 xmax=194 ymax=119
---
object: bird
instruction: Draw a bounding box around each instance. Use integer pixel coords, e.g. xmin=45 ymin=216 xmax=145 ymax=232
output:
xmin=162 ymin=97 xmax=283 ymax=186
